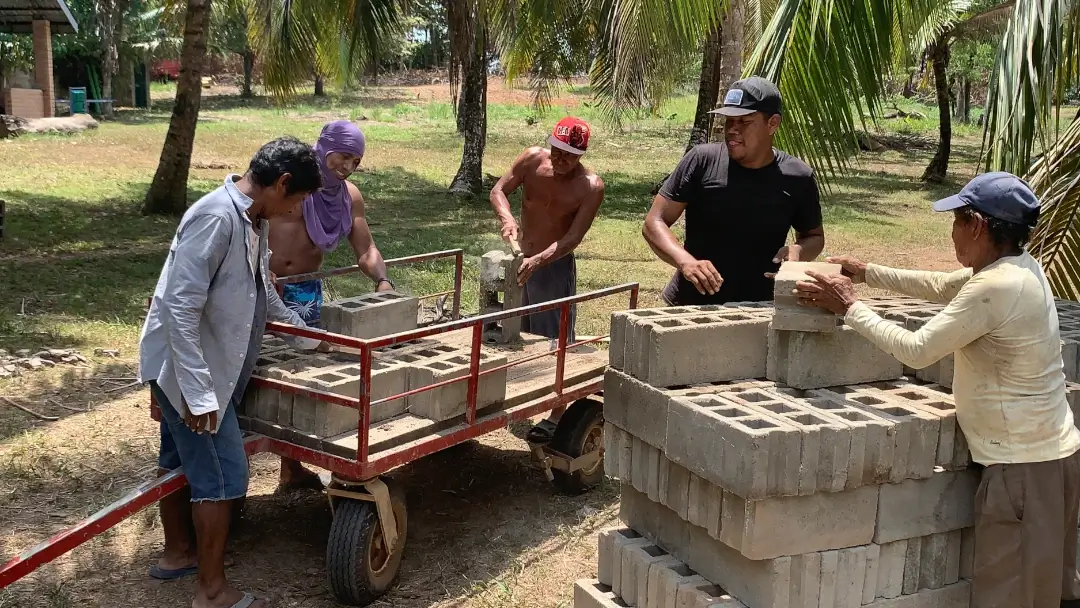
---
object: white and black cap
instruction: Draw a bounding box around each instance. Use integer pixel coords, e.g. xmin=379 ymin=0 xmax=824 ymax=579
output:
xmin=709 ymin=76 xmax=783 ymax=117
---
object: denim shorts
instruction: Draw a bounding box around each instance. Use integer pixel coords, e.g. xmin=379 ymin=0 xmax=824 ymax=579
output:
xmin=152 ymin=381 xmax=249 ymax=502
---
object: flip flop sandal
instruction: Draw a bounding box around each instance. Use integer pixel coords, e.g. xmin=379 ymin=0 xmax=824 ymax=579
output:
xmin=526 ymin=419 xmax=559 ymax=444
xmin=230 ymin=593 xmax=257 ymax=608
xmin=149 ymin=564 xmax=198 ymax=580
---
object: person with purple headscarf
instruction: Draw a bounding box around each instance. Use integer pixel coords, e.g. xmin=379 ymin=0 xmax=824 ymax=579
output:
xmin=268 ymin=120 xmax=391 ymax=490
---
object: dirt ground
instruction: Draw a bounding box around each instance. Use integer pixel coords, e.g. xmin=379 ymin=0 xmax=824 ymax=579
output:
xmin=0 ymin=363 xmax=617 ymax=608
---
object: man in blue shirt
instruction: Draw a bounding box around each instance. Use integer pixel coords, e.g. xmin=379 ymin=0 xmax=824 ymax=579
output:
xmin=139 ymin=137 xmax=323 ymax=608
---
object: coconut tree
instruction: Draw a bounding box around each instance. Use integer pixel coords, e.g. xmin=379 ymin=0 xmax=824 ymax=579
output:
xmin=141 ymin=0 xmax=213 ymax=215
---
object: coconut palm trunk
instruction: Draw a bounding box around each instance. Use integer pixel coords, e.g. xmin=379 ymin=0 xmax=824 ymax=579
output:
xmin=922 ymin=36 xmax=951 ymax=183
xmin=142 ymin=0 xmax=213 ymax=216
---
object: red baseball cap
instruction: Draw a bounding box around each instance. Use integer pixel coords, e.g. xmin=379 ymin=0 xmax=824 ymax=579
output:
xmin=549 ymin=117 xmax=590 ymax=155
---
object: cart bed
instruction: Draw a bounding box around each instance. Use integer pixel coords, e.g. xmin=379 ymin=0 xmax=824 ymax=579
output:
xmin=241 ymin=332 xmax=607 ymax=461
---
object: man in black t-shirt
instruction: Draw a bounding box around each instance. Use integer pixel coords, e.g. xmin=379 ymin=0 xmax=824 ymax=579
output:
xmin=643 ymin=76 xmax=825 ymax=305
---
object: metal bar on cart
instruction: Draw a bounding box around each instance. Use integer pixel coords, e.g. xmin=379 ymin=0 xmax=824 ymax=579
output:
xmin=262 ymin=378 xmax=603 ymax=480
xmin=275 ymin=249 xmax=465 ymax=285
xmin=0 ymin=435 xmax=269 ymax=589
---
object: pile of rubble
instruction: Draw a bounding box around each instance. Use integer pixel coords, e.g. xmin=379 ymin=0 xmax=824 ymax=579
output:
xmin=0 ymin=348 xmax=89 ymax=379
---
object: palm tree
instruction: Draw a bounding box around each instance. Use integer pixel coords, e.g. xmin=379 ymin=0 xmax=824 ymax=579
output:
xmin=96 ymin=0 xmax=134 ymax=119
xmin=920 ymin=1 xmax=1014 ymax=183
xmin=141 ymin=0 xmax=212 ymax=215
xmin=745 ymin=0 xmax=1080 ymax=291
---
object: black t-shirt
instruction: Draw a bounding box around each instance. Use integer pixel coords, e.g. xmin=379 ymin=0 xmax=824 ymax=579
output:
xmin=658 ymin=143 xmax=822 ymax=305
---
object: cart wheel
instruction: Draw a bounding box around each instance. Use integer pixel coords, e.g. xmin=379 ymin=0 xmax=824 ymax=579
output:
xmin=326 ymin=479 xmax=408 ymax=606
xmin=549 ymin=398 xmax=605 ymax=495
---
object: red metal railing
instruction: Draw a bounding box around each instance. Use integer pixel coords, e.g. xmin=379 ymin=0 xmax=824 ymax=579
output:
xmin=260 ymin=282 xmax=639 ymax=476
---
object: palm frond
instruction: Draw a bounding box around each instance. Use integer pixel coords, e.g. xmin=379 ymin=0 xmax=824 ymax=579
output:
xmin=1027 ymin=117 xmax=1080 ymax=299
xmin=589 ymin=0 xmax=723 ymax=125
xmin=951 ymin=1 xmax=1015 ymax=41
xmin=250 ymin=0 xmax=405 ymax=99
xmin=981 ymin=0 xmax=1080 ymax=176
xmin=745 ymin=0 xmax=959 ymax=186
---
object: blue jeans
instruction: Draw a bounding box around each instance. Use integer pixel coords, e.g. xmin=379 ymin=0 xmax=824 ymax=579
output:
xmin=152 ymin=381 xmax=249 ymax=502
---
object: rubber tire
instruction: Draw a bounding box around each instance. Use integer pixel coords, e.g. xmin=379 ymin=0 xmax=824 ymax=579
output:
xmin=326 ymin=479 xmax=408 ymax=606
xmin=549 ymin=398 xmax=605 ymax=495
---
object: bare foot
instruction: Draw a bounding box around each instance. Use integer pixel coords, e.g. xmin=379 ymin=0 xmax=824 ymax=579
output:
xmin=157 ymin=552 xmax=197 ymax=572
xmin=278 ymin=459 xmax=324 ymax=491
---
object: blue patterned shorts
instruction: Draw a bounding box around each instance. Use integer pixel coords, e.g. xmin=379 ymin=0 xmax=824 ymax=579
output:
xmin=281 ymin=279 xmax=323 ymax=326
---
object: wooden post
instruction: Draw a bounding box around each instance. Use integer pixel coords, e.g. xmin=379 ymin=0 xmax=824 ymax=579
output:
xmin=0 ymin=199 xmax=6 ymax=241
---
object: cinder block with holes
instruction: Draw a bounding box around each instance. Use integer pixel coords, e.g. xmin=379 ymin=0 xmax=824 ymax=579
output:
xmin=665 ymin=395 xmax=800 ymax=500
xmin=771 ymin=261 xmax=843 ymax=332
xmin=604 ymin=368 xmax=671 ymax=450
xmin=574 ymin=579 xmax=630 ymax=608
xmin=719 ymin=484 xmax=879 ymax=560
xmin=874 ymin=469 xmax=978 ymax=544
xmin=674 ymin=577 xmax=746 ymax=608
xmin=406 ymin=350 xmax=509 ymax=421
xmin=813 ymin=386 xmax=939 ymax=482
xmin=321 ymin=290 xmax=419 ymax=339
xmin=611 ymin=305 xmax=725 ymax=372
xmin=621 ymin=544 xmax=672 ymax=606
xmin=599 ymin=527 xmax=644 ymax=587
xmin=480 ymin=250 xmax=523 ymax=344
xmin=286 ymin=359 xmax=410 ymax=436
xmin=634 ymin=311 xmax=771 ymax=388
xmin=646 ymin=558 xmax=697 ymax=608
xmin=767 ymin=325 xmax=904 ymax=389
xmin=861 ymin=380 xmax=960 ymax=469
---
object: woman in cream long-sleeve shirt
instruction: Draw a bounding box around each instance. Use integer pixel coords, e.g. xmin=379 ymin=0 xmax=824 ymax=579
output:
xmin=797 ymin=173 xmax=1080 ymax=608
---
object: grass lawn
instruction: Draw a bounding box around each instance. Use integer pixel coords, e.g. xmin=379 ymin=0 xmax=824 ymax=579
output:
xmin=0 ymin=80 xmax=975 ymax=607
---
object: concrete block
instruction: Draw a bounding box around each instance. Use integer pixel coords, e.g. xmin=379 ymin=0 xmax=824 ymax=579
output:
xmin=322 ymin=290 xmax=418 ymax=339
xmin=789 ymin=551 xmax=821 ymax=608
xmin=874 ymin=470 xmax=978 ymax=544
xmin=1062 ymin=336 xmax=1080 ymax=383
xmin=818 ymin=386 xmax=938 ymax=482
xmin=292 ymin=359 xmax=410 ymax=436
xmin=684 ymin=473 xmax=721 ymax=537
xmin=767 ymin=325 xmax=903 ymax=389
xmin=636 ymin=312 xmax=770 ymax=388
xmin=836 ymin=546 xmax=867 ymax=608
xmin=919 ymin=533 xmax=949 ymax=590
xmin=863 ymin=581 xmax=970 ymax=608
xmin=622 ymin=544 xmax=671 ymax=607
xmin=719 ymin=485 xmax=877 ymax=560
xmin=599 ymin=527 xmax=642 ymax=587
xmin=863 ymin=543 xmax=881 ymax=605
xmin=604 ymin=368 xmax=670 ymax=451
xmin=958 ymin=528 xmax=974 ymax=580
xmin=863 ymin=380 xmax=958 ymax=469
xmin=795 ymin=393 xmax=894 ymax=488
xmin=660 ymin=457 xmax=691 ymax=521
xmin=902 ymin=537 xmax=921 ymax=595
xmin=666 ymin=394 xmax=802 ymax=500
xmin=407 ymin=351 xmax=509 ymax=421
xmin=623 ymin=485 xmax=789 ymax=608
xmin=772 ymin=261 xmax=843 ymax=333
xmin=674 ymin=577 xmax=746 ymax=608
xmin=575 ymin=579 xmax=630 ymax=608
xmin=605 ymin=422 xmax=621 ymax=480
xmin=612 ymin=534 xmax=653 ymax=600
xmin=722 ymin=391 xmax=807 ymax=497
xmin=877 ymin=540 xmax=906 ymax=600
xmin=819 ymin=550 xmax=839 ymax=608
xmin=646 ymin=558 xmax=692 ymax=608
xmin=944 ymin=530 xmax=962 ymax=586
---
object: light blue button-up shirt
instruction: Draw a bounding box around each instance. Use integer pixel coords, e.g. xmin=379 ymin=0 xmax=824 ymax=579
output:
xmin=139 ymin=175 xmax=319 ymax=427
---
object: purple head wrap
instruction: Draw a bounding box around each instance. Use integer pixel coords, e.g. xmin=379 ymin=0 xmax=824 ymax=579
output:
xmin=302 ymin=120 xmax=367 ymax=252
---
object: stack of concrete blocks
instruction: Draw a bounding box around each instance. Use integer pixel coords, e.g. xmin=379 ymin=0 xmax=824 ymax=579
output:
xmin=480 ymin=250 xmax=524 ymax=344
xmin=576 ymin=293 xmax=983 ymax=608
xmin=321 ymin=291 xmax=419 ymax=339
xmin=242 ymin=336 xmax=511 ymax=435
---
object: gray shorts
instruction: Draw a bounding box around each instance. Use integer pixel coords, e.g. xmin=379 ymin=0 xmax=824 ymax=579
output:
xmin=521 ymin=253 xmax=576 ymax=342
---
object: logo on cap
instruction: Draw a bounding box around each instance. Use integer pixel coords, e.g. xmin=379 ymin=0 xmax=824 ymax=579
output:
xmin=549 ymin=117 xmax=590 ymax=155
xmin=724 ymin=89 xmax=744 ymax=106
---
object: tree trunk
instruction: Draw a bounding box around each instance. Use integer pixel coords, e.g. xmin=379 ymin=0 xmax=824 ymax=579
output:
xmin=449 ymin=32 xmax=487 ymax=196
xmin=718 ymin=0 xmax=744 ymax=91
xmin=241 ymin=50 xmax=254 ymax=97
xmin=921 ymin=38 xmax=951 ymax=183
xmin=96 ymin=0 xmax=132 ymax=119
xmin=685 ymin=24 xmax=723 ymax=151
xmin=114 ymin=53 xmax=135 ymax=107
xmin=141 ymin=0 xmax=212 ymax=216
xmin=957 ymin=76 xmax=970 ymax=124
xmin=314 ymin=74 xmax=325 ymax=97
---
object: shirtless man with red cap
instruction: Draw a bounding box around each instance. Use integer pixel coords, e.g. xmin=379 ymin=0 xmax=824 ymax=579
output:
xmin=489 ymin=117 xmax=605 ymax=442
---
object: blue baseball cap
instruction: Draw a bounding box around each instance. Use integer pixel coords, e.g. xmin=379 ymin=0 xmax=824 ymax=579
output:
xmin=931 ymin=172 xmax=1041 ymax=227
